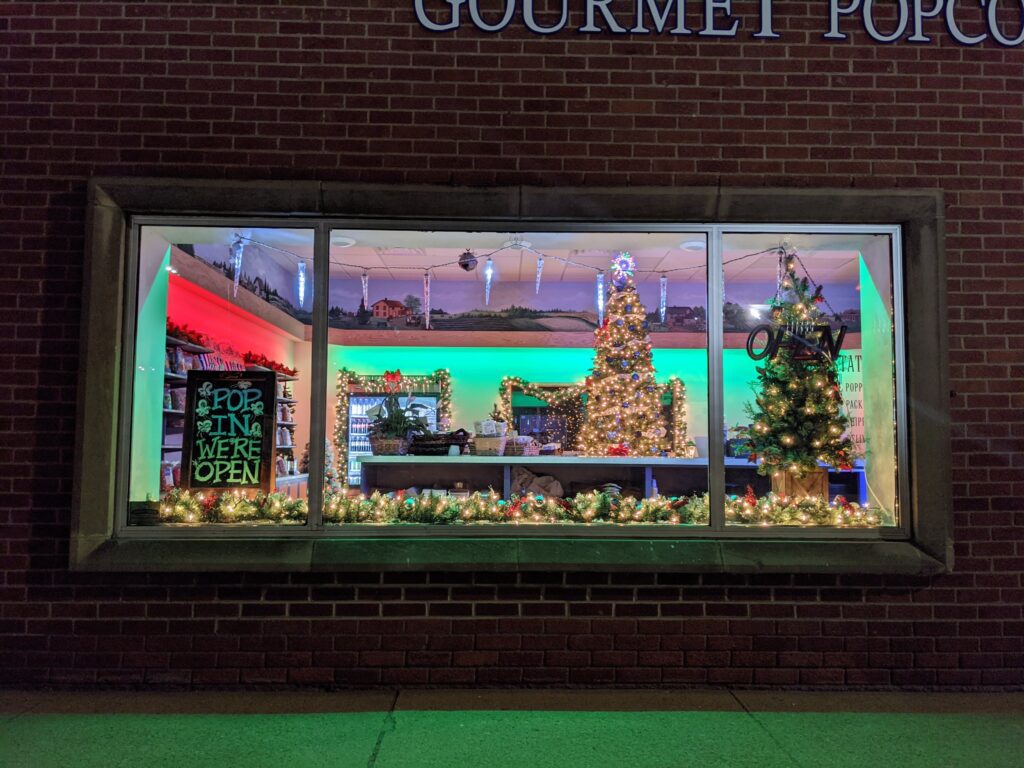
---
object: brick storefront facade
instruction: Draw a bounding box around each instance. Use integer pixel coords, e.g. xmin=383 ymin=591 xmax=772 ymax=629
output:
xmin=1 ymin=2 xmax=1022 ymax=687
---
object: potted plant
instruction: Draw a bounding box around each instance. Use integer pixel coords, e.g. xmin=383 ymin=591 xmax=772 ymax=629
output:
xmin=366 ymin=370 xmax=429 ymax=455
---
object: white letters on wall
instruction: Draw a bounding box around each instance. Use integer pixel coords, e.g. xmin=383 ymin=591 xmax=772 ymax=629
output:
xmin=863 ymin=0 xmax=910 ymax=42
xmin=523 ymin=0 xmax=570 ymax=33
xmin=414 ymin=0 xmax=466 ymax=31
xmin=631 ymin=0 xmax=691 ymax=34
xmin=699 ymin=0 xmax=740 ymax=36
xmin=468 ymin=0 xmax=516 ymax=30
xmin=409 ymin=0 xmax=1024 ymax=46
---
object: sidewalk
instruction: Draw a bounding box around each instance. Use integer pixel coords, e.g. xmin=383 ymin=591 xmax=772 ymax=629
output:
xmin=2 ymin=689 xmax=1022 ymax=768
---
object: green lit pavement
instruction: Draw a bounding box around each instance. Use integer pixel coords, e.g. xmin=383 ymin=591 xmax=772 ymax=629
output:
xmin=1 ymin=691 xmax=1023 ymax=768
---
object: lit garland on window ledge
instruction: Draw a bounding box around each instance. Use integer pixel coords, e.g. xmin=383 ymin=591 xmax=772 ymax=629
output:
xmin=151 ymin=487 xmax=879 ymax=527
xmin=316 ymin=489 xmax=879 ymax=527
xmin=157 ymin=488 xmax=307 ymax=524
xmin=321 ymin=489 xmax=710 ymax=526
xmin=334 ymin=368 xmax=453 ymax=481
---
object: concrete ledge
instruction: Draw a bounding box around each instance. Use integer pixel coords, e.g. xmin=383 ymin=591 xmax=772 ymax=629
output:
xmin=74 ymin=537 xmax=945 ymax=574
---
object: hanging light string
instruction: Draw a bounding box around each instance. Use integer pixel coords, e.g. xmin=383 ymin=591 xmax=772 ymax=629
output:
xmin=790 ymin=248 xmax=842 ymax=318
xmin=329 ymin=244 xmax=780 ymax=276
xmin=233 ymin=235 xmax=309 ymax=262
xmin=229 ymin=237 xmax=834 ymax=318
xmin=233 ymin=237 xmax=784 ymax=277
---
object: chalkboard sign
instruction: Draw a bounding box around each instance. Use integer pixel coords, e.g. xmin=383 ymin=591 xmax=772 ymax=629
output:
xmin=180 ymin=370 xmax=277 ymax=492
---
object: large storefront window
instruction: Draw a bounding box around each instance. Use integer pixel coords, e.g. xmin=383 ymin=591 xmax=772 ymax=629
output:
xmin=126 ymin=226 xmax=316 ymax=525
xmin=721 ymin=231 xmax=900 ymax=528
xmin=121 ymin=221 xmax=902 ymax=533
xmin=321 ymin=229 xmax=710 ymax=526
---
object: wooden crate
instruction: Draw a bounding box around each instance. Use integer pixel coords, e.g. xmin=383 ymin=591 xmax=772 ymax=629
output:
xmin=771 ymin=467 xmax=829 ymax=499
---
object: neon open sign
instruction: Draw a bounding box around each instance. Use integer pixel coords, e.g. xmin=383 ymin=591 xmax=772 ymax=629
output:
xmin=414 ymin=0 xmax=1024 ymax=46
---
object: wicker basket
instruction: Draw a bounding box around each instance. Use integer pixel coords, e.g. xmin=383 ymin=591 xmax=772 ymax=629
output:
xmin=368 ymin=435 xmax=409 ymax=456
xmin=474 ymin=436 xmax=507 ymax=456
xmin=408 ymin=430 xmax=471 ymax=456
xmin=505 ymin=439 xmax=540 ymax=456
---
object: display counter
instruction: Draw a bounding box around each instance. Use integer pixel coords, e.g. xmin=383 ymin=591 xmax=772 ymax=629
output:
xmin=360 ymin=456 xmax=790 ymax=498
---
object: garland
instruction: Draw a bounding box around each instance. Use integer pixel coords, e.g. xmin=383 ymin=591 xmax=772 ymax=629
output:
xmin=156 ymin=487 xmax=880 ymax=527
xmin=334 ymin=368 xmax=453 ymax=479
xmin=165 ymin=320 xmax=207 ymax=347
xmin=498 ymin=375 xmax=695 ymax=457
xmin=242 ymin=351 xmax=298 ymax=377
xmin=158 ymin=488 xmax=306 ymax=524
xmin=323 ymin=489 xmax=709 ymax=525
xmin=319 ymin=489 xmax=880 ymax=527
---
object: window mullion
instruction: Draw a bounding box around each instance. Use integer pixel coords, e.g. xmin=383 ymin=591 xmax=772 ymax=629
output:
xmin=306 ymin=222 xmax=330 ymax=530
xmin=707 ymin=227 xmax=726 ymax=532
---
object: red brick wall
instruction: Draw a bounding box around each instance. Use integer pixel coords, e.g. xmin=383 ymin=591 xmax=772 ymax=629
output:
xmin=2 ymin=2 xmax=1022 ymax=688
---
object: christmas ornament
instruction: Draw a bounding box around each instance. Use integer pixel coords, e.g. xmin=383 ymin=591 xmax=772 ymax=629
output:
xmin=296 ymin=261 xmax=306 ymax=308
xmin=535 ymin=254 xmax=544 ymax=294
xmin=458 ymin=249 xmax=478 ymax=271
xmin=423 ymin=271 xmax=431 ymax=330
xmin=610 ymin=251 xmax=635 ymax=289
xmin=361 ymin=271 xmax=369 ymax=310
xmin=596 ymin=270 xmax=605 ymax=326
xmin=230 ymin=235 xmax=245 ymax=297
xmin=659 ymin=274 xmax=668 ymax=323
xmin=484 ymin=257 xmax=494 ymax=305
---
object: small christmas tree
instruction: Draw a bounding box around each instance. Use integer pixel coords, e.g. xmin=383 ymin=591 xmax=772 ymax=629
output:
xmin=742 ymin=252 xmax=854 ymax=481
xmin=578 ymin=253 xmax=668 ymax=457
xmin=300 ymin=440 xmax=341 ymax=493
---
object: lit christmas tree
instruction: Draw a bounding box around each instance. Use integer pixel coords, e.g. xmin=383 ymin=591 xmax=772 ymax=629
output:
xmin=300 ymin=439 xmax=341 ymax=494
xmin=742 ymin=252 xmax=855 ymax=484
xmin=578 ymin=253 xmax=669 ymax=457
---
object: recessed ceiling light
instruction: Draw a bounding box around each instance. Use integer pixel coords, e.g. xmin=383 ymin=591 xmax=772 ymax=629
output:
xmin=680 ymin=239 xmax=705 ymax=251
xmin=331 ymin=236 xmax=356 ymax=248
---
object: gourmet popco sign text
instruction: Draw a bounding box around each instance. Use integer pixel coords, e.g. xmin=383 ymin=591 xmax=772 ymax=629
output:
xmin=414 ymin=0 xmax=1024 ymax=46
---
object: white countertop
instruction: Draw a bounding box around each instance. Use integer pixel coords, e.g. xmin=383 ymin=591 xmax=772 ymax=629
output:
xmin=357 ymin=455 xmax=759 ymax=467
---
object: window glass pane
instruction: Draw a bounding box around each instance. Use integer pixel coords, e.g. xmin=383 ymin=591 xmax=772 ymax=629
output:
xmin=323 ymin=229 xmax=710 ymax=527
xmin=721 ymin=232 xmax=898 ymax=527
xmin=126 ymin=226 xmax=315 ymax=526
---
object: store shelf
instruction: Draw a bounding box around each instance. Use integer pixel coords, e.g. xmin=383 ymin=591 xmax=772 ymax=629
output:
xmin=275 ymin=473 xmax=308 ymax=485
xmin=247 ymin=364 xmax=298 ymax=382
xmin=164 ymin=372 xmax=188 ymax=383
xmin=278 ymin=421 xmax=296 ymax=427
xmin=161 ymin=445 xmax=182 ymax=452
xmin=162 ymin=409 xmax=185 ymax=416
xmin=165 ymin=336 xmax=213 ymax=354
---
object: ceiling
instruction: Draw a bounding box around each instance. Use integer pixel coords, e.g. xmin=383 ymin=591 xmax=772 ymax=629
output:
xmin=144 ymin=226 xmax=888 ymax=285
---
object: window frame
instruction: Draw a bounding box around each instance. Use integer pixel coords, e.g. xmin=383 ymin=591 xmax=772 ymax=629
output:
xmin=72 ymin=179 xmax=950 ymax=573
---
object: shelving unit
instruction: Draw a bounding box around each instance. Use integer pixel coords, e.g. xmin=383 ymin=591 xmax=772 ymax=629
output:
xmin=249 ymin=366 xmax=306 ymax=489
xmin=161 ymin=337 xmax=215 ymax=488
xmin=159 ymin=340 xmax=306 ymax=495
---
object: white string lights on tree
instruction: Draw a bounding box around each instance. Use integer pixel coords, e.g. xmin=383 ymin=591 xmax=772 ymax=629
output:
xmin=360 ymin=271 xmax=369 ymax=310
xmin=659 ymin=274 xmax=668 ymax=323
xmin=230 ymin=235 xmax=245 ymax=297
xmin=484 ymin=257 xmax=495 ymax=305
xmin=296 ymin=261 xmax=306 ymax=308
xmin=535 ymin=254 xmax=544 ymax=294
xmin=423 ymin=271 xmax=431 ymax=330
